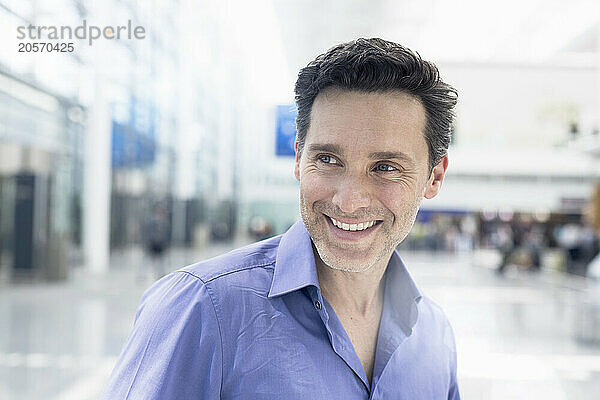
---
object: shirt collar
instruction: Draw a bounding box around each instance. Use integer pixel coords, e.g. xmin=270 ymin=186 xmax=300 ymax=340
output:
xmin=268 ymin=220 xmax=320 ymax=298
xmin=268 ymin=220 xmax=423 ymax=333
xmin=385 ymin=250 xmax=423 ymax=334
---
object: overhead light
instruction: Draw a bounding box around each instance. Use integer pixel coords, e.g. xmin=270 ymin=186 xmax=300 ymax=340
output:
xmin=498 ymin=207 xmax=514 ymax=222
xmin=482 ymin=208 xmax=496 ymax=221
xmin=534 ymin=209 xmax=551 ymax=222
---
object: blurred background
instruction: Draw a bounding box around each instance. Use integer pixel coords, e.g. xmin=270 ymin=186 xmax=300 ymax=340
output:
xmin=1 ymin=0 xmax=600 ymax=399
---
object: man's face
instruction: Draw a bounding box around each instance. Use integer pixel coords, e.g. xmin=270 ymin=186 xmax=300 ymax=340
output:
xmin=295 ymin=89 xmax=447 ymax=273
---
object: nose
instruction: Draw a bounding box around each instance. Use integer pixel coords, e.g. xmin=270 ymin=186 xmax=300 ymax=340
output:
xmin=331 ymin=174 xmax=371 ymax=214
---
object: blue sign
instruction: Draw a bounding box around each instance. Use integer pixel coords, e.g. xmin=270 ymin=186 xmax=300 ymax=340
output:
xmin=416 ymin=209 xmax=469 ymax=222
xmin=275 ymin=105 xmax=297 ymax=157
xmin=111 ymin=97 xmax=156 ymax=168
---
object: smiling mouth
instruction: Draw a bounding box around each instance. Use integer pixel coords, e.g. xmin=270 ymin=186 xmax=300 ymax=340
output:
xmin=327 ymin=216 xmax=383 ymax=231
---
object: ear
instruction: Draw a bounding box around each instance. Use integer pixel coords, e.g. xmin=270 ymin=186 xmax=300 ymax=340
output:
xmin=424 ymin=155 xmax=449 ymax=199
xmin=294 ymin=141 xmax=301 ymax=182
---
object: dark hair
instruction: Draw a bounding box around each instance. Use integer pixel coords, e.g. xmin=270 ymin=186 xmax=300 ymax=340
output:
xmin=294 ymin=38 xmax=458 ymax=172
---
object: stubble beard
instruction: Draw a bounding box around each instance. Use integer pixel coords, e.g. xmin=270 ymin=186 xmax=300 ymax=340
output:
xmin=299 ymin=190 xmax=422 ymax=273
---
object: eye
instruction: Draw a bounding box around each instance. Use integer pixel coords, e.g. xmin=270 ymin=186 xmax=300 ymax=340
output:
xmin=317 ymin=154 xmax=339 ymax=165
xmin=375 ymin=163 xmax=398 ymax=172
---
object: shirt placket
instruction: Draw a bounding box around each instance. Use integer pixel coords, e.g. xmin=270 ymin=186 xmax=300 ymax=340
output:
xmin=306 ymin=286 xmax=371 ymax=393
xmin=369 ymin=307 xmax=405 ymax=398
xmin=369 ymin=287 xmax=418 ymax=398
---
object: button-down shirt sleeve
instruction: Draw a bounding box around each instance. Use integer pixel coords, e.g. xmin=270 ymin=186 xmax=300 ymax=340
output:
xmin=447 ymin=320 xmax=460 ymax=400
xmin=101 ymin=271 xmax=222 ymax=399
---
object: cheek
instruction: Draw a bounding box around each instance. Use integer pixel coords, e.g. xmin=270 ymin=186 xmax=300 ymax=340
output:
xmin=300 ymin=172 xmax=336 ymax=202
xmin=376 ymin=184 xmax=423 ymax=216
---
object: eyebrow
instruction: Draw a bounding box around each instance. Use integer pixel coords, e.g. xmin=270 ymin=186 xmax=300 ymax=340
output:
xmin=307 ymin=143 xmax=416 ymax=166
xmin=307 ymin=143 xmax=343 ymax=154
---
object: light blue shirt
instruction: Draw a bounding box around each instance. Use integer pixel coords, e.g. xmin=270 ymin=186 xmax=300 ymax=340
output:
xmin=103 ymin=220 xmax=460 ymax=399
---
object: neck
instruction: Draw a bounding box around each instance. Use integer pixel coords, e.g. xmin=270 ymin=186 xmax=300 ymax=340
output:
xmin=314 ymin=248 xmax=389 ymax=317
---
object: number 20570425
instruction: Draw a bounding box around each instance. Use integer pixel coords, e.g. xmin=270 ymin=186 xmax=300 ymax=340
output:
xmin=18 ymin=42 xmax=74 ymax=52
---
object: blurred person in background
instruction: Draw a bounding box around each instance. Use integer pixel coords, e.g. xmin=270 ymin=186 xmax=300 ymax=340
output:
xmin=143 ymin=202 xmax=170 ymax=279
xmin=102 ymin=38 xmax=460 ymax=399
xmin=458 ymin=214 xmax=477 ymax=252
xmin=582 ymin=201 xmax=600 ymax=279
xmin=496 ymin=219 xmax=543 ymax=274
xmin=523 ymin=222 xmax=545 ymax=271
xmin=555 ymin=220 xmax=586 ymax=275
xmin=495 ymin=222 xmax=515 ymax=274
xmin=579 ymin=221 xmax=599 ymax=276
xmin=443 ymin=219 xmax=460 ymax=253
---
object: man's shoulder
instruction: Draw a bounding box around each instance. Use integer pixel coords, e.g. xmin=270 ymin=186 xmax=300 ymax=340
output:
xmin=139 ymin=235 xmax=284 ymax=318
xmin=418 ymin=294 xmax=452 ymax=325
xmin=179 ymin=234 xmax=282 ymax=284
xmin=416 ymin=294 xmax=456 ymax=350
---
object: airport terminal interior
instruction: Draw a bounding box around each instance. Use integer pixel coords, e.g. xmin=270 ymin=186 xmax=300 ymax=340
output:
xmin=1 ymin=0 xmax=600 ymax=399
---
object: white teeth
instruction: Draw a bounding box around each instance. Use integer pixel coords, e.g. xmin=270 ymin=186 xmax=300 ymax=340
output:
xmin=329 ymin=217 xmax=377 ymax=231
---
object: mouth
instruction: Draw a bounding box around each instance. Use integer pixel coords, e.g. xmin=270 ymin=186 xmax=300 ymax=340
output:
xmin=328 ymin=216 xmax=381 ymax=231
xmin=323 ymin=213 xmax=383 ymax=240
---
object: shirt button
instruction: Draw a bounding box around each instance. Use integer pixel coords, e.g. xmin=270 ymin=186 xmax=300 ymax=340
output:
xmin=314 ymin=300 xmax=322 ymax=310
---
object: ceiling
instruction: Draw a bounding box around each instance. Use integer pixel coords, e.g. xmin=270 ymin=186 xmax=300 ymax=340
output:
xmin=271 ymin=0 xmax=600 ymax=76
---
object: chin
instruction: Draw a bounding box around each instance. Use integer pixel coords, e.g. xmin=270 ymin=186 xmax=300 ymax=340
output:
xmin=314 ymin=242 xmax=384 ymax=273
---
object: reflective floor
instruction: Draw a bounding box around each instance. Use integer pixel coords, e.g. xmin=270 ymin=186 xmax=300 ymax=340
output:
xmin=1 ymin=245 xmax=600 ymax=399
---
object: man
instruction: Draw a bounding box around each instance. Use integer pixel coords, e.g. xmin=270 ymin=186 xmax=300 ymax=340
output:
xmin=103 ymin=38 xmax=459 ymax=399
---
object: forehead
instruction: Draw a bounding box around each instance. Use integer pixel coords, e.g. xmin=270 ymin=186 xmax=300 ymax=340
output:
xmin=307 ymin=88 xmax=427 ymax=158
